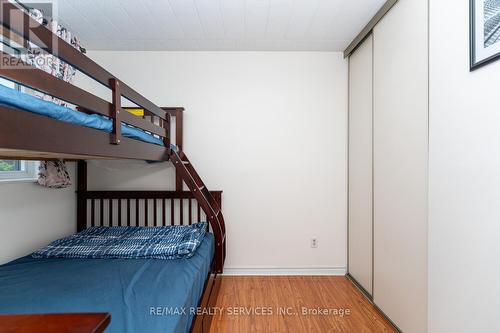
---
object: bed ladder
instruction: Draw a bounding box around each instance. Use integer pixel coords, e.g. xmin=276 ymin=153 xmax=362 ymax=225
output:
xmin=170 ymin=149 xmax=226 ymax=273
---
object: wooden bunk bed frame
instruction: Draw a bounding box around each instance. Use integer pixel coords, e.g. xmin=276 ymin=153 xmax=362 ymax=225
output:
xmin=0 ymin=2 xmax=225 ymax=332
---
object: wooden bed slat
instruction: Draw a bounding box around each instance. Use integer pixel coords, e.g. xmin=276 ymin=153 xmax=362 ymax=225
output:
xmin=127 ymin=199 xmax=131 ymax=227
xmin=108 ymin=199 xmax=112 ymax=226
xmin=170 ymin=199 xmax=174 ymax=225
xmin=189 ymin=199 xmax=192 ymax=225
xmin=135 ymin=199 xmax=139 ymax=227
xmin=180 ymin=199 xmax=184 ymax=225
xmin=162 ymin=199 xmax=166 ymax=226
xmin=145 ymin=199 xmax=148 ymax=226
xmin=118 ymin=199 xmax=122 ymax=226
xmin=197 ymin=203 xmax=201 ymax=223
xmin=153 ymin=199 xmax=158 ymax=226
xmin=91 ymin=199 xmax=95 ymax=227
xmin=77 ymin=161 xmax=87 ymax=232
xmin=100 ymin=200 xmax=104 ymax=226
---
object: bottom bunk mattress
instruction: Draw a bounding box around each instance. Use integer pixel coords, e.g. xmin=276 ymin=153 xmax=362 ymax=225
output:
xmin=0 ymin=233 xmax=214 ymax=333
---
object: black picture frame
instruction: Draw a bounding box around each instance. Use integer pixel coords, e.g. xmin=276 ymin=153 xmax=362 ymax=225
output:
xmin=470 ymin=0 xmax=500 ymax=71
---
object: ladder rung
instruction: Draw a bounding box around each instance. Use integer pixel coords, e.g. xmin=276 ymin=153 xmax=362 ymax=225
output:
xmin=172 ymin=151 xmax=224 ymax=224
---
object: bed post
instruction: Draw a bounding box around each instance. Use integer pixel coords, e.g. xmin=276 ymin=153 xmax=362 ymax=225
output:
xmin=212 ymin=192 xmax=226 ymax=265
xmin=110 ymin=79 xmax=122 ymax=145
xmin=175 ymin=108 xmax=184 ymax=191
xmin=76 ymin=161 xmax=87 ymax=232
xmin=164 ymin=113 xmax=171 ymax=156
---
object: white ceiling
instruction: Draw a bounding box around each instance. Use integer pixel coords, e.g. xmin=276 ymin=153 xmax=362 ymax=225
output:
xmin=44 ymin=0 xmax=385 ymax=51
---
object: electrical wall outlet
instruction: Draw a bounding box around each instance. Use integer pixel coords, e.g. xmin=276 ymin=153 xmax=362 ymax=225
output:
xmin=311 ymin=238 xmax=318 ymax=248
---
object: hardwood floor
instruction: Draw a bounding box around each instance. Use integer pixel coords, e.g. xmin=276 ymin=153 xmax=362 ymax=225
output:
xmin=210 ymin=276 xmax=396 ymax=333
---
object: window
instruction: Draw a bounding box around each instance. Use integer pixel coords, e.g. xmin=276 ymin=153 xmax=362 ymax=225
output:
xmin=0 ymin=43 xmax=39 ymax=182
xmin=0 ymin=160 xmax=39 ymax=182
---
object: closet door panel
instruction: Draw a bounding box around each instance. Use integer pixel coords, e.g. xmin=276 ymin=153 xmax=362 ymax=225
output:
xmin=348 ymin=34 xmax=373 ymax=296
xmin=372 ymin=0 xmax=428 ymax=332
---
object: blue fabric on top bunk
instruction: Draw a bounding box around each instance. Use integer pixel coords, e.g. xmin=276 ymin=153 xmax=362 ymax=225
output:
xmin=0 ymin=84 xmax=165 ymax=146
xmin=0 ymin=233 xmax=214 ymax=333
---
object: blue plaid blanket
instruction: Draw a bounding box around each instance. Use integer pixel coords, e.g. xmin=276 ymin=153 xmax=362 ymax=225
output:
xmin=32 ymin=223 xmax=207 ymax=260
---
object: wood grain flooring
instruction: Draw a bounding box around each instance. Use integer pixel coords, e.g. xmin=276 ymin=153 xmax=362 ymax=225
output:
xmin=210 ymin=276 xmax=396 ymax=333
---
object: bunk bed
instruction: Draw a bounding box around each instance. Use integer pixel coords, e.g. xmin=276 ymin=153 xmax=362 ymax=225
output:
xmin=0 ymin=1 xmax=226 ymax=332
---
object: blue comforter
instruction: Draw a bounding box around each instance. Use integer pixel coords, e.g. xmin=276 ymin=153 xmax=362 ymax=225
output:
xmin=0 ymin=84 xmax=165 ymax=146
xmin=0 ymin=234 xmax=214 ymax=333
xmin=33 ymin=223 xmax=207 ymax=260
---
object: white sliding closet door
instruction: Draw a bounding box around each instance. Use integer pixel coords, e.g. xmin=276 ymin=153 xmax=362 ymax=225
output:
xmin=348 ymin=34 xmax=373 ymax=296
xmin=372 ymin=0 xmax=428 ymax=332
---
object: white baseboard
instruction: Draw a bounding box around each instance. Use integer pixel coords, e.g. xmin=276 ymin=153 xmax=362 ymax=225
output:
xmin=222 ymin=265 xmax=347 ymax=276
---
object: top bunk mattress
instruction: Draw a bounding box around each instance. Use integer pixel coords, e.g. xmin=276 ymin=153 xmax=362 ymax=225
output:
xmin=0 ymin=84 xmax=165 ymax=146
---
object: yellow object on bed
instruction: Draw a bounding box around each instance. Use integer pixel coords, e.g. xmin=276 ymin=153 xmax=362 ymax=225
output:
xmin=126 ymin=108 xmax=145 ymax=116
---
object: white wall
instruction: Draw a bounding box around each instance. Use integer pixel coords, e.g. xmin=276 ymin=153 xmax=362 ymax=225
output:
xmin=429 ymin=0 xmax=500 ymax=332
xmin=0 ymin=164 xmax=76 ymax=264
xmin=77 ymin=52 xmax=348 ymax=274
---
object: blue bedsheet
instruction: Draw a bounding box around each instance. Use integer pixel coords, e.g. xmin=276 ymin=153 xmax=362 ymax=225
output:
xmin=0 ymin=233 xmax=214 ymax=333
xmin=0 ymin=84 xmax=165 ymax=146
